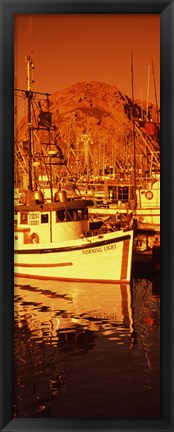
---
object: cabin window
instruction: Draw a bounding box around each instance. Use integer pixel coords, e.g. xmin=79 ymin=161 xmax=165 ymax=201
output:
xmin=66 ymin=209 xmax=74 ymax=221
xmin=123 ymin=187 xmax=129 ymax=202
xmin=83 ymin=208 xmax=88 ymax=220
xmin=56 ymin=209 xmax=88 ymax=222
xmin=130 ymin=188 xmax=135 ymax=199
xmin=108 ymin=187 xmax=116 ymax=200
xmin=77 ymin=210 xmax=83 ymax=220
xmin=118 ymin=187 xmax=122 ymax=201
xmin=41 ymin=213 xmax=49 ymax=224
xmin=56 ymin=210 xmax=66 ymax=222
xmin=20 ymin=212 xmax=28 ymax=224
xmin=73 ymin=210 xmax=78 ymax=221
xmin=118 ymin=186 xmax=129 ymax=203
xmin=14 ymin=211 xmax=18 ymax=227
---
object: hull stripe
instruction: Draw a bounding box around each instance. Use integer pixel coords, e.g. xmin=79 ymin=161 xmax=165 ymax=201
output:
xmin=14 ymin=262 xmax=73 ymax=268
xmin=121 ymin=240 xmax=130 ymax=280
xmin=14 ymin=273 xmax=131 ymax=284
xmin=14 ymin=233 xmax=131 ymax=255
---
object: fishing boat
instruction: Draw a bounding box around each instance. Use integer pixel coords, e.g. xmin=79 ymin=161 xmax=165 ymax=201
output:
xmin=14 ymin=56 xmax=134 ymax=284
xmin=88 ymin=175 xmax=160 ymax=228
xmin=14 ymin=189 xmax=134 ymax=283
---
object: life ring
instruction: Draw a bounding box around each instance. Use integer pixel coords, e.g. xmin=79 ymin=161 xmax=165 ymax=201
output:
xmin=145 ymin=190 xmax=154 ymax=200
xmin=29 ymin=233 xmax=39 ymax=244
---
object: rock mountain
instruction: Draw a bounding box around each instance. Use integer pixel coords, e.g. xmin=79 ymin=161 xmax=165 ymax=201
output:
xmin=15 ymin=80 xmax=160 ymax=181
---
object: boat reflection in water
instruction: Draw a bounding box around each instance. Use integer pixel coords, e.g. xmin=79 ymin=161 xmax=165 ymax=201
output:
xmin=14 ymin=278 xmax=160 ymax=419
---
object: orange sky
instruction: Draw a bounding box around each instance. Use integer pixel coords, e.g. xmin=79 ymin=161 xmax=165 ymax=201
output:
xmin=14 ymin=14 xmax=160 ymax=114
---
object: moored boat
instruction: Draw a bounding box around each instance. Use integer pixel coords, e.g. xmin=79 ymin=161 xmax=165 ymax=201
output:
xmin=14 ymin=55 xmax=134 ymax=283
xmin=14 ymin=189 xmax=134 ymax=283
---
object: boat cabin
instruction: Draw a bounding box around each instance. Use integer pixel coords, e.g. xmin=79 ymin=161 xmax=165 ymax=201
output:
xmin=104 ymin=183 xmax=135 ymax=204
xmin=14 ymin=190 xmax=93 ymax=245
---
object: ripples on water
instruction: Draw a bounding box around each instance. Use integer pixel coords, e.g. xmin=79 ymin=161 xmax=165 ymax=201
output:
xmin=14 ymin=276 xmax=160 ymax=419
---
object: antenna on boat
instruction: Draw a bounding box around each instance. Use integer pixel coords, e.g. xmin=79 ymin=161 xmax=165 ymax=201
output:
xmin=151 ymin=58 xmax=159 ymax=127
xmin=131 ymin=51 xmax=137 ymax=208
xmin=28 ymin=15 xmax=34 ymax=59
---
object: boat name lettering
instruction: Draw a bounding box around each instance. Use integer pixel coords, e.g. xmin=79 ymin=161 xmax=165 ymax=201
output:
xmin=104 ymin=244 xmax=116 ymax=251
xmin=29 ymin=213 xmax=40 ymax=225
xmin=82 ymin=243 xmax=116 ymax=255
xmin=29 ymin=213 xmax=40 ymax=219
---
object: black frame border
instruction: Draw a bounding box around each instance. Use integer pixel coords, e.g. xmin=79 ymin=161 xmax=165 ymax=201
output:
xmin=0 ymin=1 xmax=173 ymax=431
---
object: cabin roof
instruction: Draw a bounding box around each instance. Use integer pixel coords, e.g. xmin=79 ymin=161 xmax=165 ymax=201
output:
xmin=14 ymin=198 xmax=94 ymax=212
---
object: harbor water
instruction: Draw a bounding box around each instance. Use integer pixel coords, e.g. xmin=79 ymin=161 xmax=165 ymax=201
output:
xmin=14 ymin=275 xmax=160 ymax=419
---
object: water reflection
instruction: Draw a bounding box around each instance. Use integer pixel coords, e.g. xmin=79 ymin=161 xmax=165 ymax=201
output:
xmin=130 ymin=279 xmax=160 ymax=380
xmin=14 ymin=278 xmax=160 ymax=419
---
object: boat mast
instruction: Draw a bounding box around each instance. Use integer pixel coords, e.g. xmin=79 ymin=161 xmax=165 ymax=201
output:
xmin=14 ymin=39 xmax=18 ymax=187
xmin=146 ymin=64 xmax=151 ymax=118
xmin=131 ymin=51 xmax=137 ymax=208
xmin=27 ymin=16 xmax=34 ymax=191
xmin=26 ymin=55 xmax=34 ymax=190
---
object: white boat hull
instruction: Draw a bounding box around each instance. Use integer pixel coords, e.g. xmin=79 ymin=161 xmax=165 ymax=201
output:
xmin=14 ymin=230 xmax=134 ymax=283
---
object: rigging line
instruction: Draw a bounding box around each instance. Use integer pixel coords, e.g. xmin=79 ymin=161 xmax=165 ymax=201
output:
xmin=146 ymin=64 xmax=151 ymax=118
xmin=101 ymin=220 xmax=118 ymax=232
xmin=14 ymin=146 xmax=28 ymax=173
xmin=14 ymin=93 xmax=28 ymax=99
xmin=151 ymin=58 xmax=160 ymax=126
xmin=31 ymin=99 xmax=38 ymax=127
xmin=32 ymin=130 xmax=55 ymax=184
xmin=134 ymin=124 xmax=160 ymax=167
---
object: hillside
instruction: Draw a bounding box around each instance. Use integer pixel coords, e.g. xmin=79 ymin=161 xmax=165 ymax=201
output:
xmin=15 ymin=81 xmax=160 ymax=182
